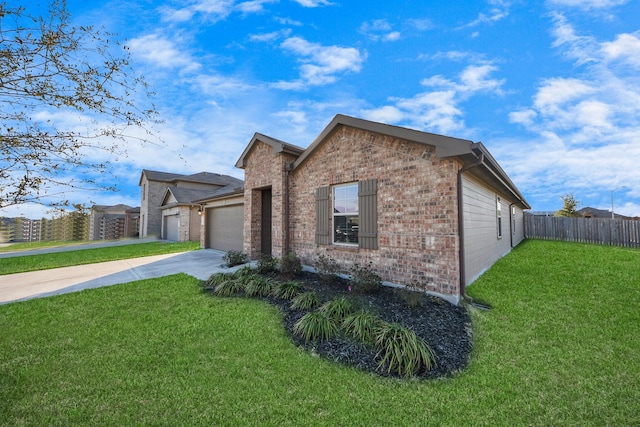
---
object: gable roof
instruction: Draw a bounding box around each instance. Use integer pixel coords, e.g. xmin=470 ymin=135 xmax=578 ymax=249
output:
xmin=578 ymin=207 xmax=630 ymax=219
xmin=235 ymin=114 xmax=530 ymax=209
xmin=161 ymin=184 xmax=244 ymax=207
xmin=235 ymin=133 xmax=305 ymax=168
xmin=140 ymin=169 xmax=243 ymax=187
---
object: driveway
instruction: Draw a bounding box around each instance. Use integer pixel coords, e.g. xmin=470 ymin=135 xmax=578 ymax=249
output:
xmin=0 ymin=249 xmax=250 ymax=305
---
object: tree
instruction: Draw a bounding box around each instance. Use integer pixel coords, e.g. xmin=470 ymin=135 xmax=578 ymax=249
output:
xmin=555 ymin=193 xmax=580 ymax=217
xmin=0 ymin=0 xmax=159 ymax=209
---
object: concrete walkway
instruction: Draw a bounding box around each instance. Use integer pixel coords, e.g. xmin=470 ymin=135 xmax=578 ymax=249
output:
xmin=0 ymin=249 xmax=249 ymax=305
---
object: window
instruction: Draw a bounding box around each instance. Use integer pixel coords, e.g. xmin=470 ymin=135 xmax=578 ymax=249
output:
xmin=333 ymin=183 xmax=359 ymax=244
xmin=497 ymin=196 xmax=503 ymax=239
xmin=512 ymin=206 xmax=517 ymax=235
xmin=316 ymin=179 xmax=377 ymax=249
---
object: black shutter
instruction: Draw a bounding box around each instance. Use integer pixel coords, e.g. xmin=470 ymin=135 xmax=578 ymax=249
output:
xmin=315 ymin=186 xmax=331 ymax=245
xmin=358 ymin=179 xmax=378 ymax=249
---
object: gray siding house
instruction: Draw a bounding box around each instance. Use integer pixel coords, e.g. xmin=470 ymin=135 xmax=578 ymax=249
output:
xmin=139 ymin=170 xmax=243 ymax=241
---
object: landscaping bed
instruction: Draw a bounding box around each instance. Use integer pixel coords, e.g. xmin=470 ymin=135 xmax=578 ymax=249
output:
xmin=205 ymin=269 xmax=473 ymax=380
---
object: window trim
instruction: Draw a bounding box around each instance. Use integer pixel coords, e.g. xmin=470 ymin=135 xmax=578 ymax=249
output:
xmin=497 ymin=196 xmax=503 ymax=239
xmin=332 ymin=182 xmax=359 ymax=246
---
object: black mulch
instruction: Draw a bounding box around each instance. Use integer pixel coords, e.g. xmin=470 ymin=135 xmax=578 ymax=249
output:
xmin=258 ymin=271 xmax=474 ymax=380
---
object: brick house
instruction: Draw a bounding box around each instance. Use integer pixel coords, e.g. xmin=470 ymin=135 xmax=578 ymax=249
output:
xmin=236 ymin=114 xmax=529 ymax=303
xmin=139 ymin=170 xmax=243 ymax=242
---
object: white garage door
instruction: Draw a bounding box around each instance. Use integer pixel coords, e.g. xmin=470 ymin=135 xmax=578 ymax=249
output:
xmin=207 ymin=205 xmax=244 ymax=251
xmin=164 ymin=215 xmax=179 ymax=241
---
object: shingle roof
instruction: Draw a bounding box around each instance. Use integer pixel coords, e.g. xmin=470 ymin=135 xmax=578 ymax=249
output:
xmin=163 ymin=185 xmax=244 ymax=206
xmin=140 ymin=170 xmax=243 ymax=187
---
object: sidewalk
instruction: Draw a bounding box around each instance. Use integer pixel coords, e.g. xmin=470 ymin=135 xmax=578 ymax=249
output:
xmin=0 ymin=249 xmax=248 ymax=305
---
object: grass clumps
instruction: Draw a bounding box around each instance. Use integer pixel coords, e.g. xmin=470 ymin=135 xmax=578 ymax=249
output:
xmin=374 ymin=322 xmax=436 ymax=377
xmin=293 ymin=312 xmax=338 ymax=342
xmin=290 ymin=292 xmax=320 ymax=310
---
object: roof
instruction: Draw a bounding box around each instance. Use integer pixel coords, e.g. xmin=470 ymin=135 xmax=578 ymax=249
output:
xmin=91 ymin=204 xmax=135 ymax=212
xmin=579 ymin=207 xmax=630 ymax=220
xmin=161 ymin=184 xmax=244 ymax=207
xmin=235 ymin=133 xmax=305 ymax=168
xmin=235 ymin=114 xmax=530 ymax=209
xmin=140 ymin=169 xmax=244 ymax=187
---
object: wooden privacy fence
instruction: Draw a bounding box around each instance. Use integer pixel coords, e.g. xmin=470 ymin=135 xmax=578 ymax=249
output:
xmin=525 ymin=215 xmax=640 ymax=248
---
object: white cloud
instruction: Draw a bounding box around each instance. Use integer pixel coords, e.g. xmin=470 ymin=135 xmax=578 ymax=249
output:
xmin=159 ymin=0 xmax=276 ymax=23
xmin=360 ymin=19 xmax=401 ymax=42
xmin=129 ymin=34 xmax=200 ymax=72
xmin=237 ymin=0 xmax=277 ymax=14
xmin=250 ymin=28 xmax=292 ymax=42
xmin=362 ymin=62 xmax=504 ymax=135
xmin=292 ymin=0 xmax=333 ymax=7
xmin=275 ymin=37 xmax=365 ymax=89
xmin=459 ymin=0 xmax=511 ymax=29
xmin=601 ymin=33 xmax=640 ymax=67
xmin=547 ymin=0 xmax=629 ymax=9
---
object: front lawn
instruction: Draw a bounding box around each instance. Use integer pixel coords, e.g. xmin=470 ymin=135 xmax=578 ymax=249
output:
xmin=0 ymin=240 xmax=638 ymax=425
xmin=0 ymin=241 xmax=200 ymax=275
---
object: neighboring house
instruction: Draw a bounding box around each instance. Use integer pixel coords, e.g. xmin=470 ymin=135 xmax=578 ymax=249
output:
xmin=139 ymin=170 xmax=244 ymax=245
xmin=579 ymin=207 xmax=631 ymax=220
xmin=236 ymin=114 xmax=530 ymax=303
xmin=89 ymin=204 xmax=139 ymax=240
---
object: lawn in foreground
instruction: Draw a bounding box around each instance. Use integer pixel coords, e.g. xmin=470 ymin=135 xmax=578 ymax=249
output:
xmin=0 ymin=241 xmax=200 ymax=275
xmin=0 ymin=240 xmax=638 ymax=425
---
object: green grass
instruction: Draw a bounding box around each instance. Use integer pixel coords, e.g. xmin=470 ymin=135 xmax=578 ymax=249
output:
xmin=0 ymin=240 xmax=91 ymax=253
xmin=0 ymin=241 xmax=200 ymax=275
xmin=0 ymin=240 xmax=638 ymax=425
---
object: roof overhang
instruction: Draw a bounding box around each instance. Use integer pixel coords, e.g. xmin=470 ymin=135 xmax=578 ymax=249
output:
xmin=235 ymin=133 xmax=305 ymax=169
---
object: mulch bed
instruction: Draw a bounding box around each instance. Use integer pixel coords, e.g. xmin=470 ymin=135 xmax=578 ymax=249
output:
xmin=260 ymin=271 xmax=474 ymax=380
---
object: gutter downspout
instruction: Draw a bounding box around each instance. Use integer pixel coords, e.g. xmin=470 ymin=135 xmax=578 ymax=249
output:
xmin=457 ymin=152 xmax=484 ymax=299
xmin=284 ymin=161 xmax=293 ymax=255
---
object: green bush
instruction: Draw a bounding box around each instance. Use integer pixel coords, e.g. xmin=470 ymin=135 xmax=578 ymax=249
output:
xmin=318 ymin=297 xmax=355 ymax=322
xmin=272 ymin=280 xmax=303 ymax=300
xmin=280 ymin=251 xmax=302 ymax=279
xmin=257 ymin=254 xmax=278 ymax=274
xmin=203 ymin=272 xmax=235 ymax=291
xmin=350 ymin=262 xmax=382 ymax=294
xmin=374 ymin=322 xmax=436 ymax=377
xmin=291 ymin=292 xmax=320 ymax=311
xmin=315 ymin=253 xmax=340 ymax=284
xmin=342 ymin=310 xmax=382 ymax=344
xmin=293 ymin=312 xmax=338 ymax=342
xmin=245 ymin=276 xmax=274 ymax=297
xmin=213 ymin=277 xmax=245 ymax=297
xmin=223 ymin=250 xmax=249 ymax=267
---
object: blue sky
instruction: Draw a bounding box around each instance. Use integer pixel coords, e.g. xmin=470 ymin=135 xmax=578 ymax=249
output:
xmin=3 ymin=0 xmax=639 ymax=219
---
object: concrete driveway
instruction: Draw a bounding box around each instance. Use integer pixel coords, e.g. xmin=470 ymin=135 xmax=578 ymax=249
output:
xmin=0 ymin=248 xmax=250 ymax=305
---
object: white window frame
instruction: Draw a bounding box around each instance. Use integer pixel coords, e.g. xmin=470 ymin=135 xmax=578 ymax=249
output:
xmin=332 ymin=183 xmax=359 ymax=245
xmin=497 ymin=196 xmax=503 ymax=239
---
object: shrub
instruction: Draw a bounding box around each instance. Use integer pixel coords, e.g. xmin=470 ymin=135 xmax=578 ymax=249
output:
xmin=223 ymin=250 xmax=248 ymax=267
xmin=315 ymin=253 xmax=340 ymax=284
xmin=257 ymin=254 xmax=278 ymax=274
xmin=318 ymin=297 xmax=355 ymax=323
xmin=350 ymin=262 xmax=382 ymax=294
xmin=293 ymin=312 xmax=338 ymax=342
xmin=280 ymin=251 xmax=302 ymax=279
xmin=291 ymin=292 xmax=320 ymax=311
xmin=272 ymin=280 xmax=303 ymax=300
xmin=204 ymin=272 xmax=234 ymax=291
xmin=245 ymin=276 xmax=274 ymax=297
xmin=213 ymin=277 xmax=245 ymax=297
xmin=374 ymin=322 xmax=436 ymax=377
xmin=342 ymin=310 xmax=382 ymax=344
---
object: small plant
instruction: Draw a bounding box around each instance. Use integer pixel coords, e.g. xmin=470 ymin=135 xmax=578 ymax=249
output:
xmin=293 ymin=312 xmax=338 ymax=342
xmin=272 ymin=280 xmax=303 ymax=300
xmin=257 ymin=254 xmax=278 ymax=274
xmin=280 ymin=251 xmax=302 ymax=279
xmin=374 ymin=322 xmax=436 ymax=377
xmin=213 ymin=277 xmax=245 ymax=297
xmin=291 ymin=291 xmax=320 ymax=310
xmin=318 ymin=297 xmax=355 ymax=322
xmin=315 ymin=253 xmax=340 ymax=284
xmin=350 ymin=262 xmax=382 ymax=294
xmin=342 ymin=310 xmax=381 ymax=344
xmin=223 ymin=250 xmax=248 ymax=267
xmin=245 ymin=276 xmax=274 ymax=297
xmin=203 ymin=272 xmax=234 ymax=291
xmin=394 ymin=287 xmax=424 ymax=309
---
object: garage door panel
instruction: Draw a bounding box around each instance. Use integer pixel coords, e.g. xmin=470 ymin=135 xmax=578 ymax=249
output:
xmin=164 ymin=215 xmax=179 ymax=241
xmin=207 ymin=205 xmax=243 ymax=251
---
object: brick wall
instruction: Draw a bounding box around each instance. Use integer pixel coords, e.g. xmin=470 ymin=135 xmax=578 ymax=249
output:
xmin=288 ymin=126 xmax=461 ymax=296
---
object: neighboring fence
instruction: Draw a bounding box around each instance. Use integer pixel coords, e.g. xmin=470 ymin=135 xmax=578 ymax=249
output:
xmin=525 ymin=214 xmax=640 ymax=248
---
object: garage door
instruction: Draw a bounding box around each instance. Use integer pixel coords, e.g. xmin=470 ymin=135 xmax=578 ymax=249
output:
xmin=207 ymin=205 xmax=244 ymax=251
xmin=164 ymin=215 xmax=179 ymax=241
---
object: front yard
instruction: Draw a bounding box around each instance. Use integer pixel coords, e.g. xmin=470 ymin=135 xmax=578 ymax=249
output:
xmin=0 ymin=240 xmax=638 ymax=425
